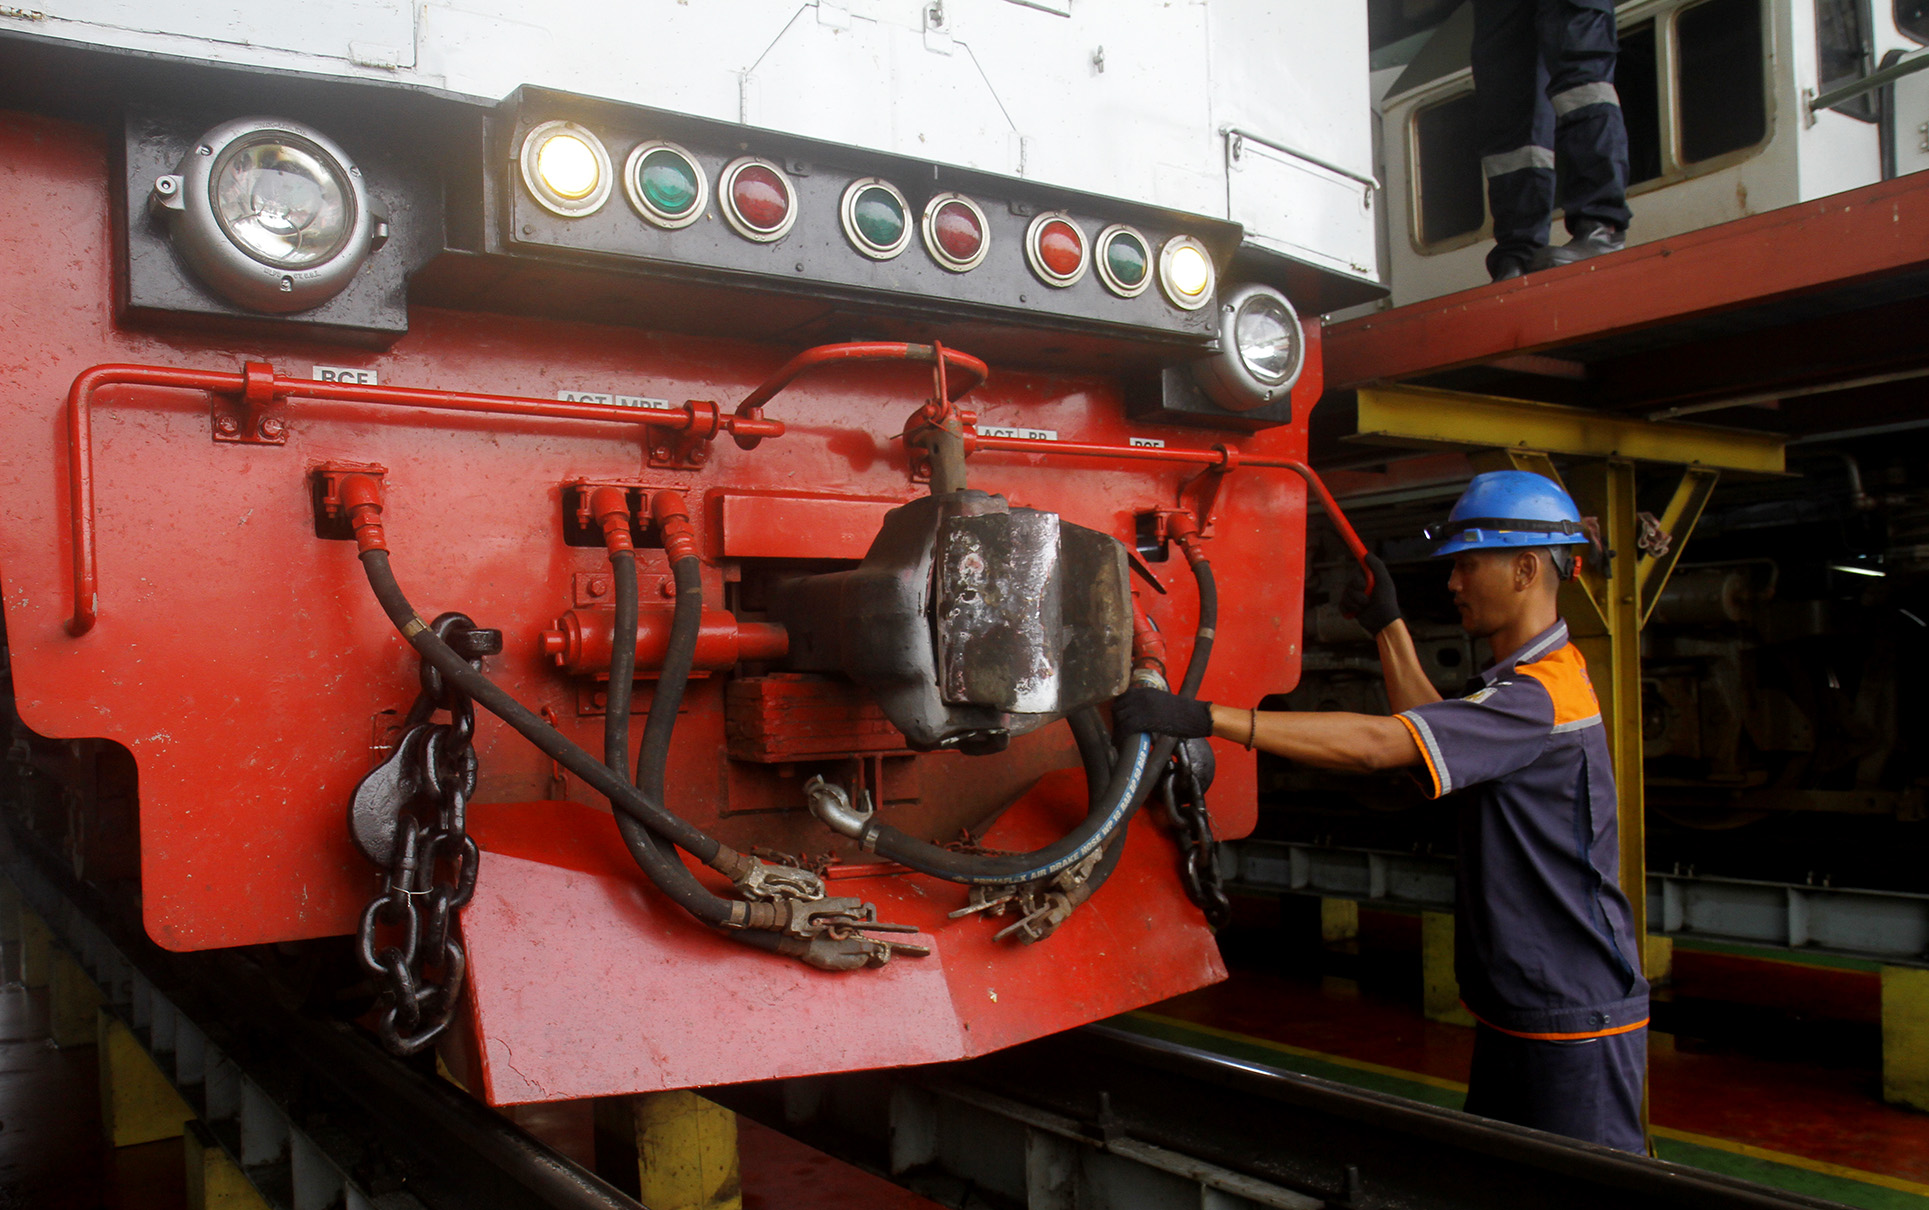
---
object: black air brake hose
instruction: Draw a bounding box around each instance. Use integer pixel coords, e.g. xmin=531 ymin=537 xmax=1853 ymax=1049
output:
xmin=358 ymin=549 xmax=727 ymax=865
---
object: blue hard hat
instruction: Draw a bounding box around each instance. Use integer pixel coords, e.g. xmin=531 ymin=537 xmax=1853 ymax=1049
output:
xmin=1433 ymin=470 xmax=1589 ymax=557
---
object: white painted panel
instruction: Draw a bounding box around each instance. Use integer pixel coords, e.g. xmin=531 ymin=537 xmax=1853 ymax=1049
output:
xmin=19 ymin=0 xmax=414 ymax=63
xmin=1891 ymin=70 xmax=1929 ymax=177
xmin=1228 ymin=135 xmax=1378 ymax=281
xmin=1206 ymin=0 xmax=1375 ymax=184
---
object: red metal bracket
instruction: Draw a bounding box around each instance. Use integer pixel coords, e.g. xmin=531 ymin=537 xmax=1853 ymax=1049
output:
xmin=212 ymin=361 xmax=288 ymax=445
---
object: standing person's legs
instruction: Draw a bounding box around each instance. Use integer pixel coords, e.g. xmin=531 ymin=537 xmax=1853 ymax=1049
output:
xmin=1472 ymin=0 xmax=1555 ymax=278
xmin=1538 ymin=0 xmax=1631 ymax=238
xmin=1464 ymin=1024 xmax=1647 ymax=1153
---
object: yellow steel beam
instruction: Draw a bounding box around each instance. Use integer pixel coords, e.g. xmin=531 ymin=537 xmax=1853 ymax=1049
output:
xmin=1355 ymin=386 xmax=1786 ymax=474
xmin=1637 ymin=467 xmax=1720 ymax=627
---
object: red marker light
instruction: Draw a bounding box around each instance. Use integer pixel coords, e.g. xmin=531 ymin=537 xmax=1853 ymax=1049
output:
xmin=922 ymin=193 xmax=989 ymax=271
xmin=719 ymin=157 xmax=797 ymax=242
xmin=1025 ymin=211 xmax=1088 ymax=287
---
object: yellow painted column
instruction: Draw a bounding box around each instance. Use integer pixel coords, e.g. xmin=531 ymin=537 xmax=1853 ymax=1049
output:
xmin=629 ymin=1090 xmax=743 ymax=1210
xmin=1882 ymin=966 xmax=1929 ymax=1111
xmin=49 ymin=947 xmax=104 ymax=1048
xmin=1644 ymin=936 xmax=1674 ymax=986
xmin=1320 ymin=898 xmax=1359 ymax=947
xmin=185 ymin=1119 xmax=270 ymax=1210
xmin=19 ymin=905 xmax=53 ymax=989
xmin=97 ymin=1009 xmax=193 ymax=1147
xmin=1421 ymin=911 xmax=1474 ymax=1027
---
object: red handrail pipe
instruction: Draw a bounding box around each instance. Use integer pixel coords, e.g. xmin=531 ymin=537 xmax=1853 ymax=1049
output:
xmin=63 ymin=361 xmax=787 ymax=636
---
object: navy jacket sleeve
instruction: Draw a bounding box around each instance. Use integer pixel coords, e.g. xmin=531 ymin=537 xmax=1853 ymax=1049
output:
xmin=1396 ymin=678 xmax=1555 ymax=798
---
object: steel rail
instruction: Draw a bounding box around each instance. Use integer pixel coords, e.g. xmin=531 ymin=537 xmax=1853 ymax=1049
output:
xmin=62 ymin=360 xmax=784 ymax=635
xmin=719 ymin=1023 xmax=1846 ymax=1210
xmin=2 ymin=820 xmax=640 ymax=1210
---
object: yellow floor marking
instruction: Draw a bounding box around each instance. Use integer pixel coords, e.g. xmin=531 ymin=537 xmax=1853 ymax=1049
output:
xmin=1650 ymin=1126 xmax=1929 ymax=1198
xmin=1138 ymin=1011 xmax=1929 ymax=1199
xmin=1131 ymin=1012 xmax=1469 ymax=1093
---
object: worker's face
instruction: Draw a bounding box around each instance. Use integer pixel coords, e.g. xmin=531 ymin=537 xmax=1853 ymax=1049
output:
xmin=1446 ymin=549 xmax=1542 ymax=638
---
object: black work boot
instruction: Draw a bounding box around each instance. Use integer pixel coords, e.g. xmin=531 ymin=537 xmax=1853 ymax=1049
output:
xmin=1531 ymin=220 xmax=1625 ymax=270
xmin=1490 ymin=253 xmax=1532 ymax=282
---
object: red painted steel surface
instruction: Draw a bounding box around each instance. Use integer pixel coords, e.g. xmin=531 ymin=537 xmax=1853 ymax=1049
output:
xmin=1324 ymin=172 xmax=1929 ymax=389
xmin=0 ymin=109 xmax=1318 ymax=1095
xmin=458 ymin=780 xmax=1225 ymax=1101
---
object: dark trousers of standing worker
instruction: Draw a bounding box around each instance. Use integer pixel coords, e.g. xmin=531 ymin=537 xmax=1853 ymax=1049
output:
xmin=1472 ymin=0 xmax=1633 ymax=277
xmin=1463 ymin=1023 xmax=1647 ymax=1153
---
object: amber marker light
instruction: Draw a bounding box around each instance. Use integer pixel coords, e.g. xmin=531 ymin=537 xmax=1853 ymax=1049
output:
xmin=519 ymin=121 xmax=613 ymax=217
xmin=1158 ymin=235 xmax=1216 ymax=310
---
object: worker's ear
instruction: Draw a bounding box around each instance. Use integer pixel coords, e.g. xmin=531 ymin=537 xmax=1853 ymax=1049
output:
xmin=1512 ymin=548 xmax=1542 ymax=593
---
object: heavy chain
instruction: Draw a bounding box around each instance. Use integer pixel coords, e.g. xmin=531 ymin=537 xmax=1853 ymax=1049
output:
xmin=1160 ymin=739 xmax=1231 ymax=930
xmin=351 ymin=613 xmax=495 ymax=1056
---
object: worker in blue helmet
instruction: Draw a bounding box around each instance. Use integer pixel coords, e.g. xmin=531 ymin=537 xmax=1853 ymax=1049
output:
xmin=1116 ymin=470 xmax=1648 ymax=1153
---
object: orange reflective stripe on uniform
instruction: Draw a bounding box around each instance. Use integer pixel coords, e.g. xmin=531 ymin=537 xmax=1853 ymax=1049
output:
xmin=1468 ymin=1006 xmax=1649 ymax=1041
xmin=1395 ymin=712 xmax=1446 ymax=798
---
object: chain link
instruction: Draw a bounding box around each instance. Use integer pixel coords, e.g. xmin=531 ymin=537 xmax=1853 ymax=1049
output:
xmin=1160 ymin=740 xmax=1230 ymax=930
xmin=354 ymin=613 xmax=486 ymax=1056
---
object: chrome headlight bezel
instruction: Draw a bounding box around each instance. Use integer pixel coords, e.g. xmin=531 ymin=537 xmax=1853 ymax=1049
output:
xmin=1191 ymin=283 xmax=1306 ymax=411
xmin=154 ymin=116 xmax=379 ymax=314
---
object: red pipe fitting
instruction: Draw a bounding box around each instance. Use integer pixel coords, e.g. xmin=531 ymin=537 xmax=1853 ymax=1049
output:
xmin=652 ymin=490 xmax=699 ymax=564
xmin=587 ymin=486 xmax=634 ymax=553
xmin=1164 ymin=510 xmax=1209 ymax=567
xmin=542 ymin=608 xmax=788 ymax=674
xmin=340 ymin=474 xmax=388 ymax=554
xmin=1130 ymin=595 xmax=1168 ymax=677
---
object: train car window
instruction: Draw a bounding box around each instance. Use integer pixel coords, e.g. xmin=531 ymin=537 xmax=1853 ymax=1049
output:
xmin=1817 ymin=0 xmax=1878 ymax=119
xmin=1618 ymin=21 xmax=1665 ymax=184
xmin=1901 ymin=0 xmax=1929 ymax=42
xmin=1676 ymin=0 xmax=1769 ymax=163
xmin=1414 ymin=90 xmax=1486 ymax=244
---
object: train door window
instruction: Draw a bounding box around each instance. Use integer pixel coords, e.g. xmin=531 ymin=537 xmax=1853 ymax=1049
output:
xmin=1817 ymin=0 xmax=1878 ymax=119
xmin=1675 ymin=0 xmax=1769 ymax=163
xmin=1618 ymin=20 xmax=1665 ymax=185
xmin=1901 ymin=0 xmax=1929 ymax=41
xmin=1413 ymin=90 xmax=1486 ymax=245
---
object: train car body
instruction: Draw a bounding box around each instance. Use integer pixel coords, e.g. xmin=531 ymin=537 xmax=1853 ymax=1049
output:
xmin=0 ymin=4 xmax=1379 ymax=1103
xmin=1375 ymin=0 xmax=1928 ymax=305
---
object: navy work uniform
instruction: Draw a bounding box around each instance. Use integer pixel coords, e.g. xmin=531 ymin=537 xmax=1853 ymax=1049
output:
xmin=1473 ymin=0 xmax=1632 ymax=277
xmin=1395 ymin=619 xmax=1648 ymax=1152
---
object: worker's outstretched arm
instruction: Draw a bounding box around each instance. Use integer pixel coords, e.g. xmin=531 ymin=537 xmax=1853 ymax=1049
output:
xmin=1343 ymin=554 xmax=1442 ymax=712
xmin=1207 ymin=704 xmax=1420 ymax=773
xmin=1375 ymin=619 xmax=1443 ymax=712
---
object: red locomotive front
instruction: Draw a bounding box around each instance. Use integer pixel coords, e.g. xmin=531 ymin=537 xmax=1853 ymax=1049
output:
xmin=0 ymin=60 xmax=1370 ymax=1103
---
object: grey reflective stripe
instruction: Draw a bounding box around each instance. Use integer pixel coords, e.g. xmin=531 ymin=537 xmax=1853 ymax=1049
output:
xmin=1552 ymin=81 xmax=1620 ymax=118
xmin=1550 ymin=713 xmax=1603 ymax=734
xmin=1513 ymin=619 xmax=1569 ymax=667
xmin=1481 ymin=145 xmax=1555 ymax=178
xmin=1402 ymin=710 xmax=1454 ymax=795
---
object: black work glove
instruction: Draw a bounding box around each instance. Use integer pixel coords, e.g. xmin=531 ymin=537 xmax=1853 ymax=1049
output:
xmin=1114 ymin=686 xmax=1213 ymax=739
xmin=1340 ymin=553 xmax=1401 ymax=636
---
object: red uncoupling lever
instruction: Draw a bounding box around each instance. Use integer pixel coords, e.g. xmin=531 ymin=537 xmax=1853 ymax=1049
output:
xmin=542 ymin=609 xmax=788 ymax=676
xmin=730 ymin=342 xmax=990 ymax=451
xmin=61 ymin=361 xmax=786 ymax=636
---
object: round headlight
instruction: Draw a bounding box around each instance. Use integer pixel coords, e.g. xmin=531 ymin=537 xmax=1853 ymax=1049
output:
xmin=719 ymin=157 xmax=798 ymax=242
xmin=1024 ymin=211 xmax=1089 ymax=288
xmin=1158 ymin=236 xmax=1216 ymax=310
xmin=921 ymin=193 xmax=990 ymax=272
xmin=153 ymin=116 xmax=380 ymax=313
xmin=1189 ymin=283 xmax=1306 ymax=412
xmin=518 ymin=121 xmax=613 ymax=217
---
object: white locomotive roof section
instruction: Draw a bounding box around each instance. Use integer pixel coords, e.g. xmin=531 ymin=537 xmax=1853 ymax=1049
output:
xmin=5 ymin=0 xmax=1380 ymax=286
